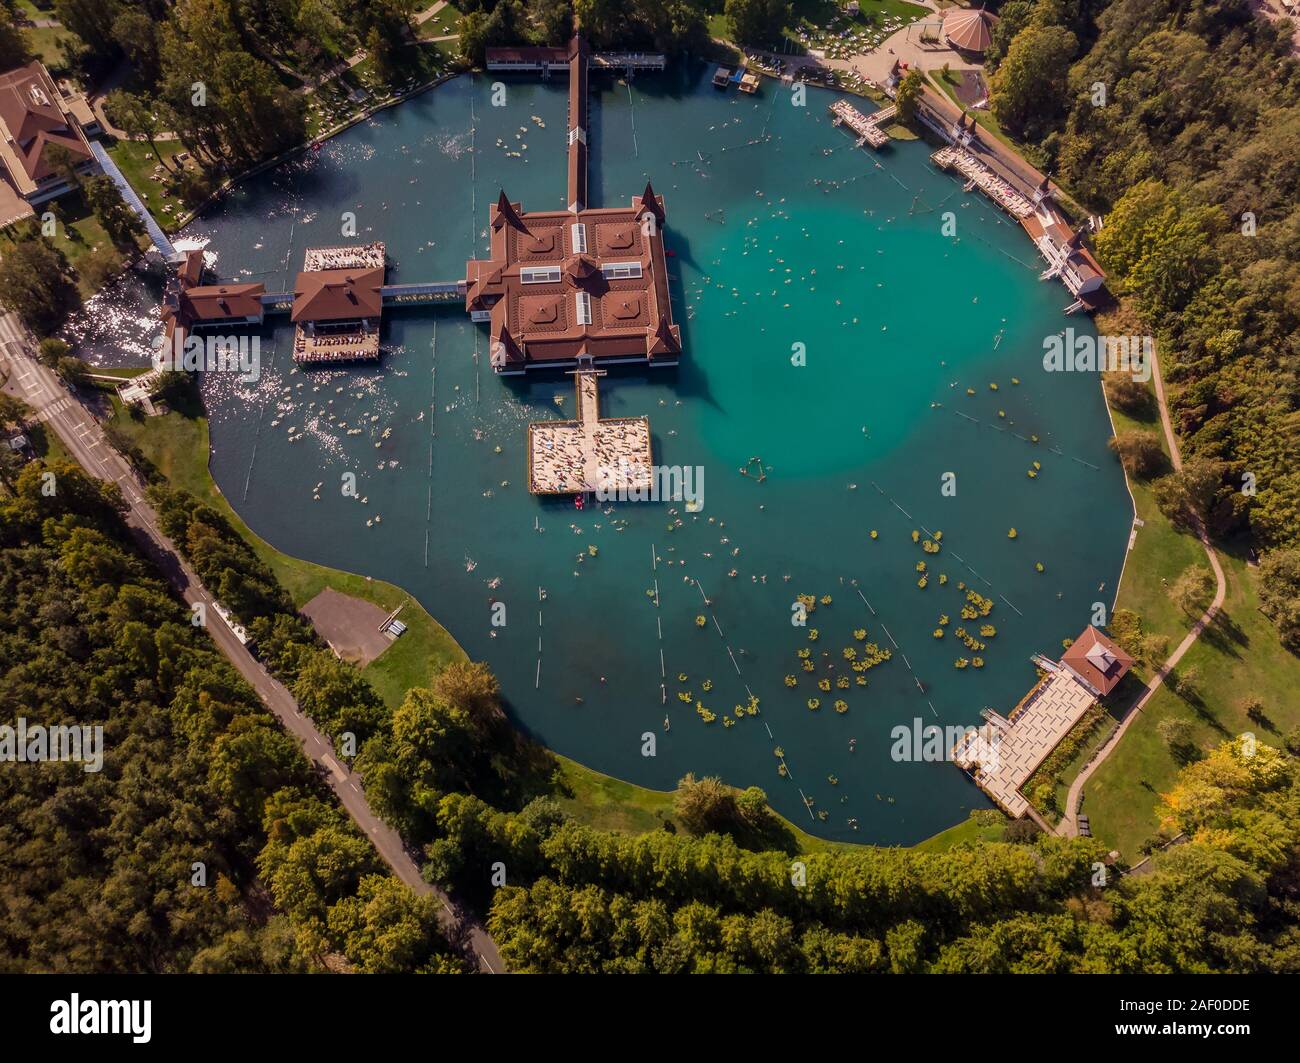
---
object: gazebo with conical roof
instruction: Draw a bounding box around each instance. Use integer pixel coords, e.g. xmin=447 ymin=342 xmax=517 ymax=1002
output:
xmin=943 ymin=6 xmax=998 ymax=55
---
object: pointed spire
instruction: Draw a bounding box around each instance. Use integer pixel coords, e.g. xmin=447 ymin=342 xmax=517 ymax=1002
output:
xmin=648 ymin=316 xmax=680 ymax=356
xmin=637 ymin=180 xmax=665 ymax=223
xmin=492 ymin=190 xmax=526 ymax=232
xmin=492 ymin=319 xmax=520 ymax=367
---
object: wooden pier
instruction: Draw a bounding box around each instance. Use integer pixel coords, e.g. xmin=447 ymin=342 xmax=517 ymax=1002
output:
xmin=930 ymin=144 xmax=1034 ymax=218
xmin=526 ymin=366 xmax=652 ymax=496
xmin=829 ymin=99 xmax=894 ymax=149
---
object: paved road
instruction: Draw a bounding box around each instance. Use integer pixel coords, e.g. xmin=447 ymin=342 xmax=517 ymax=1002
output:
xmin=1057 ymin=341 xmax=1227 ymax=839
xmin=0 ymin=312 xmax=502 ymax=973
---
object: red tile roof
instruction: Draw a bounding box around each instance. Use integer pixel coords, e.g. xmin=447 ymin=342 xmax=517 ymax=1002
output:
xmin=0 ymin=62 xmax=92 ymax=184
xmin=1060 ymin=627 xmax=1134 ymax=696
xmin=181 ymin=283 xmax=266 ymax=321
xmin=291 ymin=267 xmax=384 ymax=322
xmin=465 ymin=184 xmax=681 ymax=369
xmin=944 ymin=8 xmax=998 ymax=53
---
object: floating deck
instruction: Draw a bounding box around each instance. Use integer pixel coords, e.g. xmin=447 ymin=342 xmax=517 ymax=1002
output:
xmin=303 ymin=243 xmax=385 ymax=271
xmin=829 ymin=98 xmax=893 ymax=149
xmin=292 ymin=329 xmax=381 ymax=364
xmin=527 ymin=369 xmax=652 ymax=495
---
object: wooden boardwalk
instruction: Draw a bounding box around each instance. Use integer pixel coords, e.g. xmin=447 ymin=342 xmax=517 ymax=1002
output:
xmin=951 ymin=667 xmax=1096 ymax=818
xmin=829 ymin=98 xmax=893 ymax=149
xmin=931 ymin=144 xmax=1034 ymax=217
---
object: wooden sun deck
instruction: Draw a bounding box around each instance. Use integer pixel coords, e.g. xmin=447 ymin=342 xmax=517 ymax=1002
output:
xmin=950 ymin=668 xmax=1097 ymax=818
xmin=293 ymin=326 xmax=381 ymax=364
xmin=829 ymin=98 xmax=894 ymax=149
xmin=303 ymin=243 xmax=386 ymax=271
xmin=527 ymin=370 xmax=652 ymax=495
xmin=931 ymin=144 xmax=1034 ymax=218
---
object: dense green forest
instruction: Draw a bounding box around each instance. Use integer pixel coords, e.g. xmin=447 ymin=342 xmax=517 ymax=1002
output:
xmin=124 ymin=480 xmax=1300 ymax=973
xmin=982 ymin=0 xmax=1300 ymax=649
xmin=0 ymin=462 xmax=466 ymax=973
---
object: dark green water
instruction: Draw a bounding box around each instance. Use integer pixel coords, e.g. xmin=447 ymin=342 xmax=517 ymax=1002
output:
xmin=80 ymin=65 xmax=1134 ymax=843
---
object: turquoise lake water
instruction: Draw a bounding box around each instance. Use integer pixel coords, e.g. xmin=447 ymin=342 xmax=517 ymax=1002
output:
xmin=70 ymin=64 xmax=1133 ymax=843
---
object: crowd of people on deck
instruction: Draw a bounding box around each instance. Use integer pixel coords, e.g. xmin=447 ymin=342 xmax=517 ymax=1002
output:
xmin=303 ymin=242 xmax=386 ymax=272
xmin=935 ymin=146 xmax=1033 ymax=216
xmin=529 ymin=420 xmax=650 ymax=494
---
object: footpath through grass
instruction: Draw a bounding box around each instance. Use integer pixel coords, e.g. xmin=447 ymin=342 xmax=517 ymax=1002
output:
xmin=1076 ymin=376 xmax=1300 ymax=858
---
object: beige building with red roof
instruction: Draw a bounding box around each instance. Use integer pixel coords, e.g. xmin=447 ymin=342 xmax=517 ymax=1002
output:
xmin=181 ymin=284 xmax=267 ymax=326
xmin=0 ymin=61 xmax=96 ymax=209
xmin=159 ymin=249 xmax=267 ymax=352
xmin=466 ymin=34 xmax=681 ymax=376
xmin=465 ymin=185 xmax=681 ymax=374
xmin=1060 ymin=627 xmax=1134 ymax=698
xmin=290 ymin=248 xmax=386 ymax=364
xmin=951 ymin=626 xmax=1134 ymax=818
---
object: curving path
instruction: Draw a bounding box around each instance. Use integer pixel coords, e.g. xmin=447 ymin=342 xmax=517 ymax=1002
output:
xmin=1057 ymin=342 xmax=1226 ymax=838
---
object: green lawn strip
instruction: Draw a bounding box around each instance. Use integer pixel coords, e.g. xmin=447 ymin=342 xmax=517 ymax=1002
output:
xmin=552 ymin=756 xmax=677 ymax=835
xmin=1024 ymin=702 xmax=1108 ymax=824
xmin=104 ymin=140 xmax=191 ymax=228
xmin=1051 ymin=713 xmax=1117 ymax=814
xmin=87 ymin=366 xmax=148 ymax=380
xmin=912 ymin=810 xmax=1008 ymax=852
xmin=553 ymin=753 xmax=872 ymax=853
xmin=1078 ymin=389 xmax=1300 ymax=856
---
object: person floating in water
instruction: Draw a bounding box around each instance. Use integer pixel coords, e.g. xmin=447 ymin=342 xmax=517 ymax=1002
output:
xmin=849 ymin=738 xmax=857 ymax=753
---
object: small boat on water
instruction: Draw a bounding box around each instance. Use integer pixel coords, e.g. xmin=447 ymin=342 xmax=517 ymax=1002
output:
xmin=712 ymin=65 xmax=733 ymax=89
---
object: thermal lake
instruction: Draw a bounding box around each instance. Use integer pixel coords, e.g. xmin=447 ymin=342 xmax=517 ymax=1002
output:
xmin=70 ymin=64 xmax=1133 ymax=844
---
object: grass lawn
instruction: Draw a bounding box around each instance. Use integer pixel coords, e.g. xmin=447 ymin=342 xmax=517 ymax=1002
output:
xmin=1069 ymin=371 xmax=1300 ymax=857
xmin=105 ymin=140 xmax=191 ymax=229
xmin=913 ymin=810 xmax=1009 ymax=852
xmin=24 ymin=26 xmax=71 ymax=75
xmin=26 ymin=420 xmax=72 ymax=464
xmin=0 ymin=192 xmax=124 ymax=299
xmin=418 ymin=2 xmax=462 ymax=38
xmin=553 ymin=754 xmax=875 ymax=853
xmin=787 ymin=0 xmax=928 ymax=49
